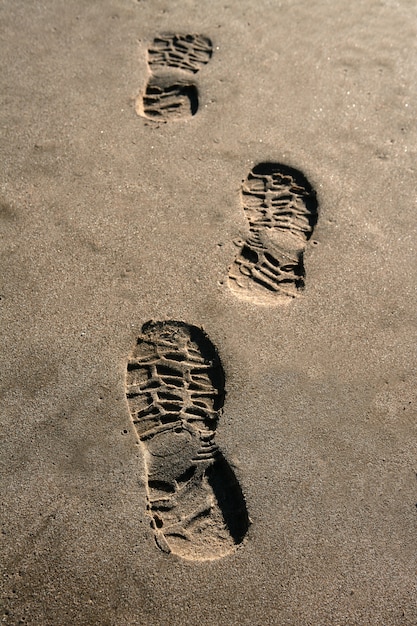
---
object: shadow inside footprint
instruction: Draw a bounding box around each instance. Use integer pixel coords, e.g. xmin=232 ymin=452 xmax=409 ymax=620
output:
xmin=136 ymin=34 xmax=213 ymax=122
xmin=142 ymin=79 xmax=199 ymax=120
xmin=126 ymin=320 xmax=249 ymax=561
xmin=228 ymin=162 xmax=319 ymax=304
xmin=206 ymin=454 xmax=250 ymax=545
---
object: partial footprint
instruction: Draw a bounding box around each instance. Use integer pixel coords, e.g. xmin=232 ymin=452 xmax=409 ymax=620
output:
xmin=125 ymin=320 xmax=249 ymax=561
xmin=228 ymin=162 xmax=318 ymax=304
xmin=136 ymin=34 xmax=213 ymax=122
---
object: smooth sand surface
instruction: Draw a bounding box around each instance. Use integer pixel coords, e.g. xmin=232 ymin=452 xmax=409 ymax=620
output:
xmin=1 ymin=1 xmax=417 ymax=624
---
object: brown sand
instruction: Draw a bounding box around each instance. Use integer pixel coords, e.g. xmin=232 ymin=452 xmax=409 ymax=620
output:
xmin=1 ymin=0 xmax=417 ymax=624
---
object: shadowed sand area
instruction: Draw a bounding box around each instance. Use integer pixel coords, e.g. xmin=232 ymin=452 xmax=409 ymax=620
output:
xmin=1 ymin=0 xmax=417 ymax=624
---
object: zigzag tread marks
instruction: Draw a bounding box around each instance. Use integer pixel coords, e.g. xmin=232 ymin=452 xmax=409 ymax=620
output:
xmin=148 ymin=34 xmax=213 ymax=73
xmin=228 ymin=162 xmax=318 ymax=304
xmin=136 ymin=34 xmax=213 ymax=121
xmin=125 ymin=320 xmax=249 ymax=561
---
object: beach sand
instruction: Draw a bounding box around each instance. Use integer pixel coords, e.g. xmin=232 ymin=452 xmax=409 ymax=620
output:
xmin=1 ymin=0 xmax=417 ymax=623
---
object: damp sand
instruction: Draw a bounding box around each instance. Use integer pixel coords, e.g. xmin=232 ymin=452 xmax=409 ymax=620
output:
xmin=1 ymin=1 xmax=417 ymax=624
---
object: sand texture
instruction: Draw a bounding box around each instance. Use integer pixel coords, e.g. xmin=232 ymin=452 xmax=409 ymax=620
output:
xmin=1 ymin=0 xmax=417 ymax=624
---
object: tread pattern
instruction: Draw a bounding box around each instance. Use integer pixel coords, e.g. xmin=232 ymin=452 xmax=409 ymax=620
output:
xmin=141 ymin=78 xmax=198 ymax=120
xmin=228 ymin=163 xmax=318 ymax=303
xmin=148 ymin=34 xmax=213 ymax=73
xmin=137 ymin=34 xmax=213 ymax=122
xmin=126 ymin=321 xmax=249 ymax=561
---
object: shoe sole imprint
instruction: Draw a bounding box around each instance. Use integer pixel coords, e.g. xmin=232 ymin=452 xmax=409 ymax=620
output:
xmin=136 ymin=34 xmax=213 ymax=122
xmin=228 ymin=162 xmax=318 ymax=304
xmin=125 ymin=320 xmax=249 ymax=561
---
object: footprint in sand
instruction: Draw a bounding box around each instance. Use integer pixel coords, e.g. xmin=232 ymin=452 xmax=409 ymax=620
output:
xmin=136 ymin=34 xmax=213 ymax=122
xmin=228 ymin=162 xmax=319 ymax=304
xmin=125 ymin=320 xmax=249 ymax=561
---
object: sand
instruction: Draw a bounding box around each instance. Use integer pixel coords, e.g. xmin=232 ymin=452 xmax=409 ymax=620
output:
xmin=1 ymin=0 xmax=417 ymax=624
